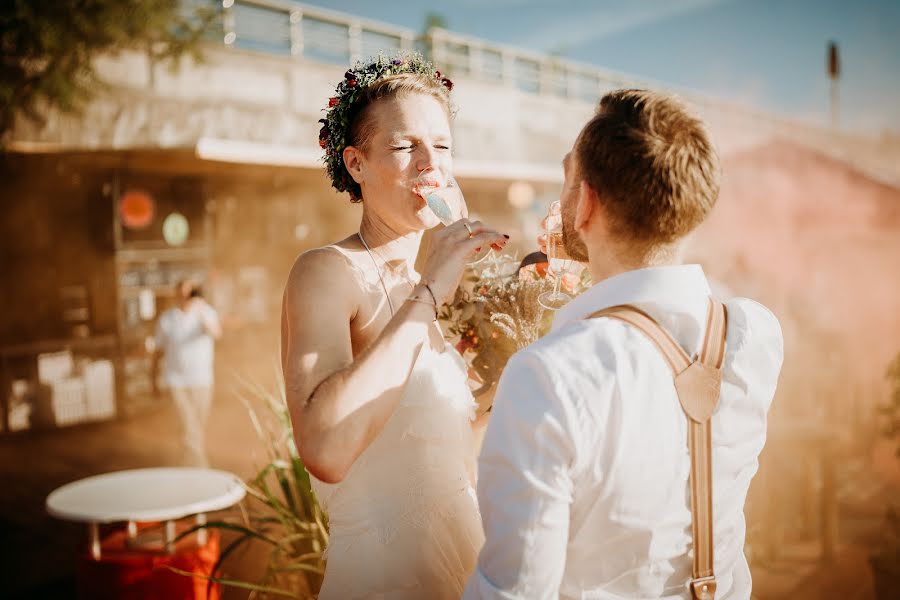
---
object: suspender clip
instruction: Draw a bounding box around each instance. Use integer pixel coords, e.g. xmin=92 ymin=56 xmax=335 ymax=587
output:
xmin=691 ymin=575 xmax=717 ymax=599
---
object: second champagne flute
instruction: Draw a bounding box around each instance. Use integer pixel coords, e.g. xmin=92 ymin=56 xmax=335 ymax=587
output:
xmin=538 ymin=201 xmax=575 ymax=310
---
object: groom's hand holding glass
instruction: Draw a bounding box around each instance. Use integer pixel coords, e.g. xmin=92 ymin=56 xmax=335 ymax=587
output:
xmin=537 ymin=201 xmax=580 ymax=310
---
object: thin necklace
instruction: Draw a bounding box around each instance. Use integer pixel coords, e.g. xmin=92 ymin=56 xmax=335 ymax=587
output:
xmin=357 ymin=231 xmax=415 ymax=317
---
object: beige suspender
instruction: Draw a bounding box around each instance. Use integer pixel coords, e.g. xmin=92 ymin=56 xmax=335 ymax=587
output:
xmin=586 ymin=298 xmax=727 ymax=600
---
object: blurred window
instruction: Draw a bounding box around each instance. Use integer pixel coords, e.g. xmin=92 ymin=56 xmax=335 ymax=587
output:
xmin=232 ymin=1 xmax=292 ymax=55
xmin=302 ymin=16 xmax=350 ymax=64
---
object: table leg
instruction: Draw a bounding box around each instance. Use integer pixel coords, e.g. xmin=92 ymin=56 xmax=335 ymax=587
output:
xmin=165 ymin=520 xmax=176 ymax=554
xmin=195 ymin=513 xmax=208 ymax=545
xmin=89 ymin=522 xmax=101 ymax=560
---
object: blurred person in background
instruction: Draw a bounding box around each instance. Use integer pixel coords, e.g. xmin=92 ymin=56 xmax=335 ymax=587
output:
xmin=151 ymin=279 xmax=221 ymax=467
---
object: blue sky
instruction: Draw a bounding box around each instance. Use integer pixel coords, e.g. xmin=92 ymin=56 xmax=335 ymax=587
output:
xmin=302 ymin=0 xmax=900 ymax=136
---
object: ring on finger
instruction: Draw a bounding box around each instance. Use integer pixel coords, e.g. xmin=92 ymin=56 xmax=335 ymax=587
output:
xmin=462 ymin=221 xmax=474 ymax=238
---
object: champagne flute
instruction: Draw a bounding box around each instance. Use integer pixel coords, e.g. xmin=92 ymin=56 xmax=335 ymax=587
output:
xmin=411 ymin=172 xmax=491 ymax=265
xmin=538 ymin=201 xmax=575 ymax=310
xmin=412 ymin=172 xmax=465 ymax=225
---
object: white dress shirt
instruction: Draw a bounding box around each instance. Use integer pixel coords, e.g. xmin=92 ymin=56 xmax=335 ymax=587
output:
xmin=464 ymin=265 xmax=783 ymax=600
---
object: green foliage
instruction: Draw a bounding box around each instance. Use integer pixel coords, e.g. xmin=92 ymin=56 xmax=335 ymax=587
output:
xmin=176 ymin=374 xmax=328 ymax=599
xmin=872 ymin=506 xmax=900 ymax=577
xmin=423 ymin=12 xmax=448 ymax=32
xmin=872 ymin=352 xmax=900 ymax=581
xmin=883 ymin=352 xmax=900 ymax=458
xmin=0 ymin=0 xmax=218 ymax=140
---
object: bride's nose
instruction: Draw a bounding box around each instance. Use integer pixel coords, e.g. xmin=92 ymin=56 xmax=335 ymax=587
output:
xmin=414 ymin=144 xmax=440 ymax=174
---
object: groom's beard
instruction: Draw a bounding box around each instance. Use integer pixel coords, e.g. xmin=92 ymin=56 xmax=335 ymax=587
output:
xmin=561 ymin=200 xmax=589 ymax=262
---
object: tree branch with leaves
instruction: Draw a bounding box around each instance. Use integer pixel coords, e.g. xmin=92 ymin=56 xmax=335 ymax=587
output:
xmin=0 ymin=0 xmax=217 ymax=142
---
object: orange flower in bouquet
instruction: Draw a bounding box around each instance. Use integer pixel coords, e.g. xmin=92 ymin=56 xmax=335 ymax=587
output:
xmin=439 ymin=253 xmax=591 ymax=396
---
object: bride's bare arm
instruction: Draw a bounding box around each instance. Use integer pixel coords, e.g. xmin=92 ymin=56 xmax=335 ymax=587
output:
xmin=281 ymin=249 xmax=434 ymax=484
xmin=282 ymin=223 xmax=508 ymax=484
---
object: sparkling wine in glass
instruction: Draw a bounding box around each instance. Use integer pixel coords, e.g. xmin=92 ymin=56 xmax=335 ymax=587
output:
xmin=539 ymin=201 xmax=575 ymax=310
xmin=412 ymin=172 xmax=465 ymax=226
xmin=412 ymin=173 xmax=491 ymax=265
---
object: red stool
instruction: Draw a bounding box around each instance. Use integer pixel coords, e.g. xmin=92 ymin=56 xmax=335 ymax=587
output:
xmin=76 ymin=522 xmax=221 ymax=600
xmin=46 ymin=468 xmax=246 ymax=600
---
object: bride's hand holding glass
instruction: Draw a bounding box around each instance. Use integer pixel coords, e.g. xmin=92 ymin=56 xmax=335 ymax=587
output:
xmin=419 ymin=219 xmax=509 ymax=306
xmin=410 ymin=171 xmax=495 ymax=266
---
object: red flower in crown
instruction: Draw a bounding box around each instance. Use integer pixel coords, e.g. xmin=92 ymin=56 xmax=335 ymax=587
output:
xmin=328 ymin=97 xmax=339 ymax=107
xmin=441 ymin=77 xmax=453 ymax=91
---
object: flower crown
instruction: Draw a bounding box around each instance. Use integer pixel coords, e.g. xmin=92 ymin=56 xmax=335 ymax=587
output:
xmin=319 ymin=53 xmax=454 ymax=202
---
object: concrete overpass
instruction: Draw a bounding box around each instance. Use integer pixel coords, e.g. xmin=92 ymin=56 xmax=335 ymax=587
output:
xmin=9 ymin=0 xmax=898 ymax=189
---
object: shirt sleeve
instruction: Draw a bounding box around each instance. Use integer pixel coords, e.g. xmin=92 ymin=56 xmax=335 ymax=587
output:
xmin=464 ymin=350 xmax=577 ymax=600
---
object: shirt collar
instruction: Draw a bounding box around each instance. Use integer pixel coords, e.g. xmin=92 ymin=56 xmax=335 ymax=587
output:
xmin=552 ymin=264 xmax=712 ymax=332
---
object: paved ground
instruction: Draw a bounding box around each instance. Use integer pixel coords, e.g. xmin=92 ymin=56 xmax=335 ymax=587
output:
xmin=0 ymin=384 xmax=269 ymax=600
xmin=1 ymin=384 xmax=893 ymax=599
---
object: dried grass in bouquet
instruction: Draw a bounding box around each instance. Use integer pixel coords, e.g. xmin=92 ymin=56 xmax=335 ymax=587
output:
xmin=440 ymin=253 xmax=590 ymax=397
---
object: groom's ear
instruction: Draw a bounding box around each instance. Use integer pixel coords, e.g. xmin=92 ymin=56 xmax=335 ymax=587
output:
xmin=575 ymin=180 xmax=598 ymax=232
xmin=343 ymin=146 xmax=365 ymax=184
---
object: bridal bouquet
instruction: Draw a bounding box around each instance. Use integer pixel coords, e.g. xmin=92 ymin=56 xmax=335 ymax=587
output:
xmin=439 ymin=253 xmax=590 ymax=396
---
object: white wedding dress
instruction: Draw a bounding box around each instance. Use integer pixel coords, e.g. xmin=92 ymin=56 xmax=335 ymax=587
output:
xmin=310 ymin=248 xmax=484 ymax=599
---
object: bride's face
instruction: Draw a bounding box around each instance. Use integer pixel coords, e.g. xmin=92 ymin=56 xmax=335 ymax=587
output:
xmin=347 ymin=93 xmax=452 ymax=231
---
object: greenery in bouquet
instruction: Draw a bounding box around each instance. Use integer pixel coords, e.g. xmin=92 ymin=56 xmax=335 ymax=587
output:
xmin=439 ymin=253 xmax=591 ymax=396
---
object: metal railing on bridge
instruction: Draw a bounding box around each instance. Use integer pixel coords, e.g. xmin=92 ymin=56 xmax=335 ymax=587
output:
xmin=189 ymin=1 xmax=822 ymax=129
xmin=188 ymin=0 xmax=639 ymax=103
xmin=180 ymin=0 xmax=898 ymax=187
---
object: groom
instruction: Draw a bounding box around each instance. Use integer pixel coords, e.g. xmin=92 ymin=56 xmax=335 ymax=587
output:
xmin=464 ymin=90 xmax=783 ymax=600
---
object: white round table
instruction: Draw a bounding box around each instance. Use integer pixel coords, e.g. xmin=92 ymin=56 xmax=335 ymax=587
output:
xmin=46 ymin=467 xmax=246 ymax=559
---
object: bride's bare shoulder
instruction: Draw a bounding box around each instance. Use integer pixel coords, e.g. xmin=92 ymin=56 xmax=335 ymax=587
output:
xmin=285 ymin=237 xmax=364 ymax=299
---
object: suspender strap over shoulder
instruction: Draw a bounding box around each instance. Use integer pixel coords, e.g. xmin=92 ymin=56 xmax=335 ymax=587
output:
xmin=586 ymin=298 xmax=727 ymax=600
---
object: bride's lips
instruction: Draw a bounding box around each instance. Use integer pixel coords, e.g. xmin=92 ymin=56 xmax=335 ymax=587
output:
xmin=413 ymin=182 xmax=441 ymax=196
xmin=412 ymin=184 xmax=440 ymax=211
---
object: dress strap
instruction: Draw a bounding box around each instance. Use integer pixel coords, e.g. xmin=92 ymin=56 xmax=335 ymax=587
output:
xmin=318 ymin=244 xmax=382 ymax=294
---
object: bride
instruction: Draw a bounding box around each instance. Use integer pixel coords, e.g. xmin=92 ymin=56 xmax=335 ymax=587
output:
xmin=280 ymin=54 xmax=508 ymax=599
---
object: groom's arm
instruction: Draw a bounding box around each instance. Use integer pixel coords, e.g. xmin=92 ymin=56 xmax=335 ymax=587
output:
xmin=464 ymin=351 xmax=577 ymax=600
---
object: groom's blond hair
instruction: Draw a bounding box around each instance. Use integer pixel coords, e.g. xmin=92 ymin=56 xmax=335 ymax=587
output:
xmin=575 ymin=89 xmax=720 ymax=249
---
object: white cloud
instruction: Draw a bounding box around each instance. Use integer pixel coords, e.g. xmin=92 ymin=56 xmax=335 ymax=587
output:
xmin=510 ymin=0 xmax=732 ymax=53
